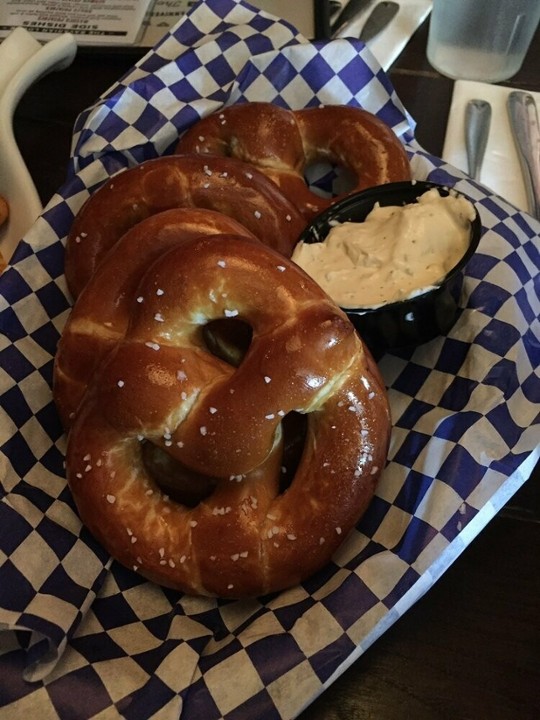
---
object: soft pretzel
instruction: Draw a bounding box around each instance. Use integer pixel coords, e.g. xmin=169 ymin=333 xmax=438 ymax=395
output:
xmin=176 ymin=102 xmax=411 ymax=219
xmin=64 ymin=154 xmax=306 ymax=299
xmin=63 ymin=230 xmax=391 ymax=598
xmin=54 ymin=208 xmax=257 ymax=429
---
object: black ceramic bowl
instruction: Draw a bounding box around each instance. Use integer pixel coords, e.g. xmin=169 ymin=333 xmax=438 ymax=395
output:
xmin=296 ymin=181 xmax=482 ymax=355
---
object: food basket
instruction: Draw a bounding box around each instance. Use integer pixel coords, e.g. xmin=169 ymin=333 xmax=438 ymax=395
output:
xmin=1 ymin=1 xmax=538 ymax=718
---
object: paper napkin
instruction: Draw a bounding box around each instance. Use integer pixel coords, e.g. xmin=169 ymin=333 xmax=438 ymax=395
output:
xmin=443 ymin=79 xmax=540 ymax=214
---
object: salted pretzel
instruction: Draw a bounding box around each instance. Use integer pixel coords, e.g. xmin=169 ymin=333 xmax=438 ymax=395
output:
xmin=54 ymin=208 xmax=257 ymax=428
xmin=63 ymin=230 xmax=391 ymax=598
xmin=176 ymin=102 xmax=411 ymax=219
xmin=64 ymin=154 xmax=306 ymax=299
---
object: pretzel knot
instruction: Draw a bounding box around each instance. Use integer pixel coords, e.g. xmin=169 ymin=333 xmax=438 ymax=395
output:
xmin=64 ymin=154 xmax=306 ymax=300
xmin=66 ymin=233 xmax=391 ymax=598
xmin=176 ymin=102 xmax=412 ymax=220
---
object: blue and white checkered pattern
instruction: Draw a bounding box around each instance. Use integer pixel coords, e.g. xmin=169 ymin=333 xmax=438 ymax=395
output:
xmin=1 ymin=1 xmax=539 ymax=718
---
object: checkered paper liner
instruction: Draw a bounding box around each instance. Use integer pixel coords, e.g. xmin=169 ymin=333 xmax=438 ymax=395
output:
xmin=1 ymin=0 xmax=539 ymax=717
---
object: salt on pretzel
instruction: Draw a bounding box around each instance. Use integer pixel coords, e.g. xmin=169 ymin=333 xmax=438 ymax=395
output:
xmin=63 ymin=230 xmax=391 ymax=598
xmin=54 ymin=208 xmax=257 ymax=429
xmin=176 ymin=102 xmax=411 ymax=219
xmin=64 ymin=154 xmax=306 ymax=299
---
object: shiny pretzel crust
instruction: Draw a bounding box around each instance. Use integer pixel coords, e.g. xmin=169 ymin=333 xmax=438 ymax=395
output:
xmin=61 ymin=229 xmax=391 ymax=598
xmin=176 ymin=102 xmax=411 ymax=219
xmin=65 ymin=154 xmax=306 ymax=299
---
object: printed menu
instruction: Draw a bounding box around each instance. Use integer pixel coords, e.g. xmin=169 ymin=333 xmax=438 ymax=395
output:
xmin=0 ymin=0 xmax=318 ymax=46
xmin=0 ymin=0 xmax=155 ymax=45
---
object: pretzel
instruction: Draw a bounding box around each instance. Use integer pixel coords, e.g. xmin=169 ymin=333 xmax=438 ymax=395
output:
xmin=54 ymin=208 xmax=257 ymax=429
xmin=176 ymin=102 xmax=411 ymax=219
xmin=63 ymin=230 xmax=391 ymax=598
xmin=64 ymin=154 xmax=306 ymax=299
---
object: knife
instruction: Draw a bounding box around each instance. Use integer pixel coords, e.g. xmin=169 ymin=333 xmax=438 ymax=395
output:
xmin=331 ymin=0 xmax=374 ymax=36
xmin=507 ymin=91 xmax=540 ymax=219
xmin=358 ymin=1 xmax=399 ymax=43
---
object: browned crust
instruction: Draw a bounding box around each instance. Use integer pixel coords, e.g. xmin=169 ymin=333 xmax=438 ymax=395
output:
xmin=176 ymin=102 xmax=411 ymax=219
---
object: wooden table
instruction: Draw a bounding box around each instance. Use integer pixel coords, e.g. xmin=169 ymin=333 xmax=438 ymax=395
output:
xmin=12 ymin=16 xmax=540 ymax=720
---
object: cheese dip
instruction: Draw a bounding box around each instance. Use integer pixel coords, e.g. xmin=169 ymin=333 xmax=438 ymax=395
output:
xmin=292 ymin=189 xmax=476 ymax=308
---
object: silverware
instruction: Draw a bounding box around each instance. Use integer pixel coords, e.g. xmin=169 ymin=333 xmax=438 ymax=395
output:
xmin=507 ymin=91 xmax=540 ymax=219
xmin=465 ymin=99 xmax=491 ymax=181
xmin=331 ymin=0 xmax=374 ymax=35
xmin=333 ymin=1 xmax=399 ymax=41
xmin=358 ymin=1 xmax=399 ymax=43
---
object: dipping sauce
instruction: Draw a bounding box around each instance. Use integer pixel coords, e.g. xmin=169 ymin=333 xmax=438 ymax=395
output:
xmin=292 ymin=189 xmax=477 ymax=308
